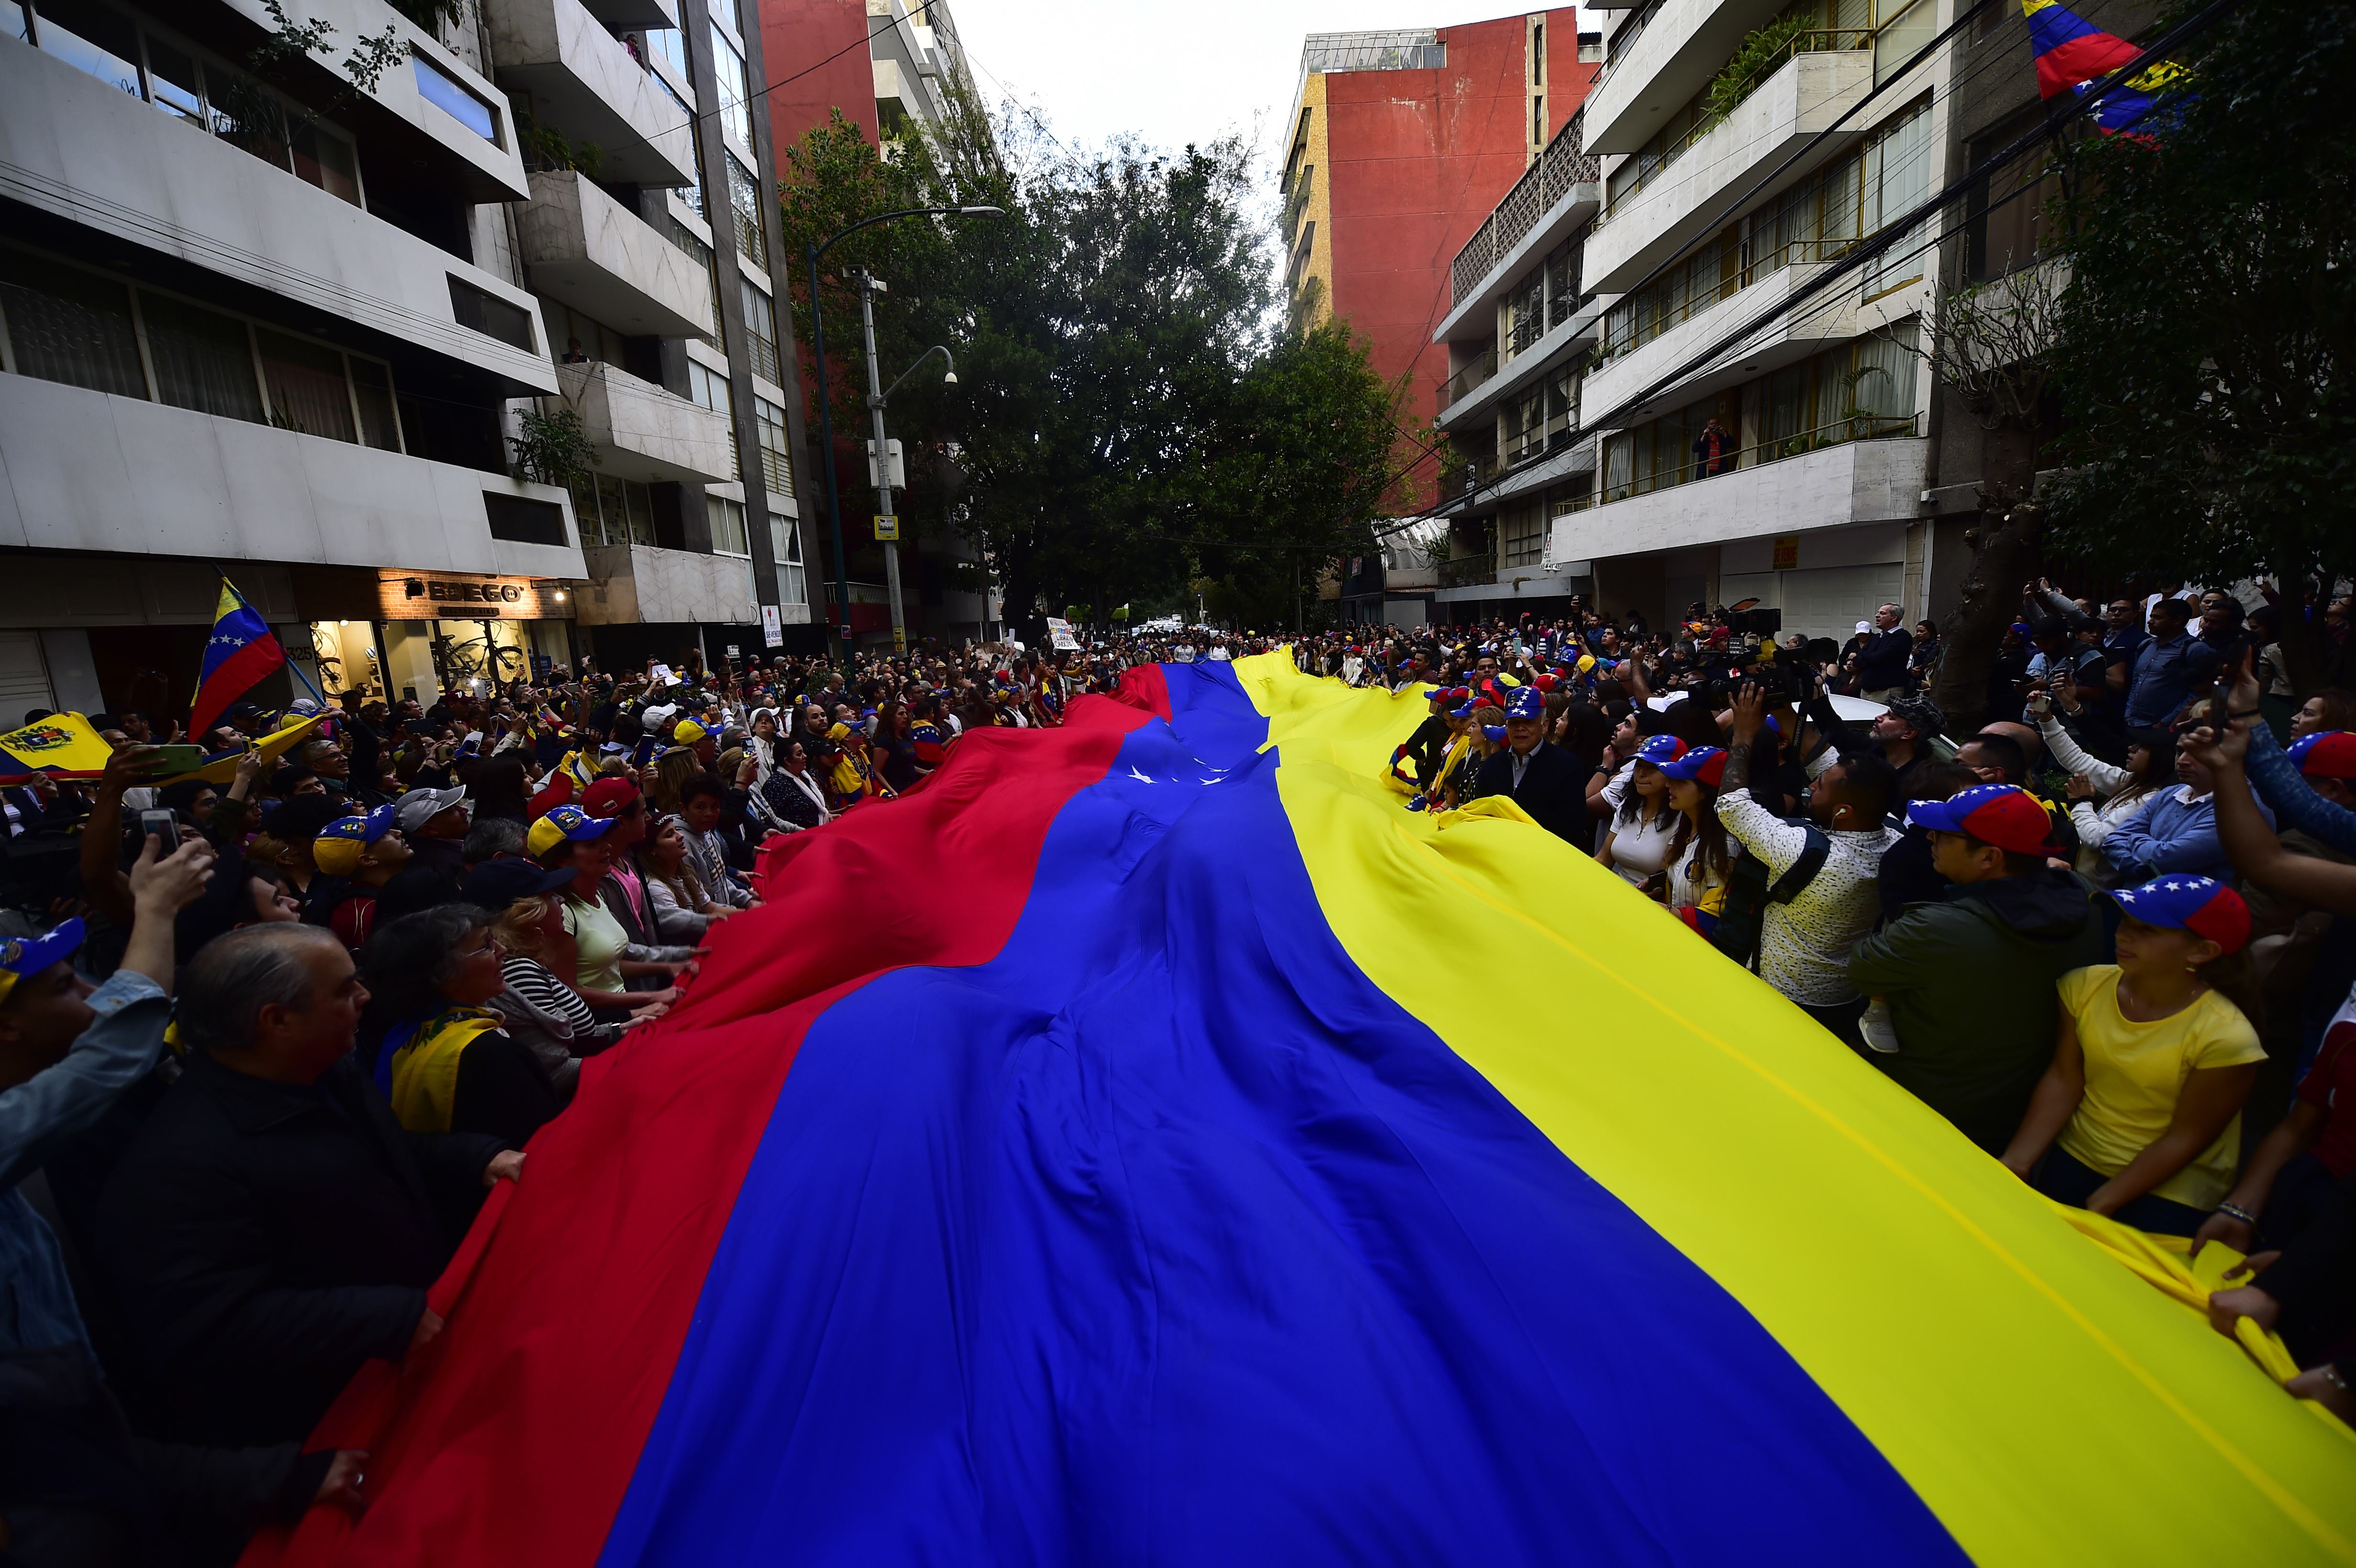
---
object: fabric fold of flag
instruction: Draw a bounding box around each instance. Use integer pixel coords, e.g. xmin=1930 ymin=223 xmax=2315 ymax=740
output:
xmin=244 ymin=655 xmax=2356 ymax=1568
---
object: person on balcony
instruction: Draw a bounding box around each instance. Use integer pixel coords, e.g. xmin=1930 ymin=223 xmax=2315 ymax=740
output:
xmin=1692 ymin=416 xmax=1735 ymax=480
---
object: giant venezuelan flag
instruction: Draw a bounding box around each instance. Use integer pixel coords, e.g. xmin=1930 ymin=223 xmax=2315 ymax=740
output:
xmin=251 ymin=655 xmax=2354 ymax=1567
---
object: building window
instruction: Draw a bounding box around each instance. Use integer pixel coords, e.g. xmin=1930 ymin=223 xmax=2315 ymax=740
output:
xmin=141 ymin=292 xmax=265 ymax=422
xmin=726 ymin=153 xmax=767 ymax=269
xmin=1966 ymin=108 xmax=2063 ymax=282
xmin=484 ymin=493 xmax=568 ymax=546
xmin=688 ymin=359 xmax=739 ymax=479
xmin=1505 ymin=387 xmax=1546 ymax=465
xmin=256 ymin=329 xmax=357 ymax=442
xmin=753 ymin=393 xmax=793 ymax=496
xmin=710 ymin=23 xmax=752 ymax=147
xmin=707 ymin=496 xmax=750 ymax=555
xmin=573 ymin=473 xmax=657 ymax=546
xmin=0 ymin=247 xmax=147 ymax=397
xmin=1500 ymin=502 xmax=1545 ymax=568
xmin=1 ymin=245 xmax=404 ymax=450
xmin=644 ymin=23 xmax=689 ymax=79
xmin=770 ymin=516 xmax=806 ymax=607
xmin=739 ymin=277 xmax=780 ymax=383
xmin=1531 ymin=22 xmax=1544 ymax=82
xmin=449 ymin=277 xmax=535 ymax=352
xmin=412 ymin=54 xmax=499 ymax=144
xmin=1532 ymin=95 xmax=1545 ymax=144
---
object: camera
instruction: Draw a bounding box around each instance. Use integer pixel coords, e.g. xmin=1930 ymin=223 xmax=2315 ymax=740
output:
xmin=1724 ymin=605 xmax=1782 ymax=640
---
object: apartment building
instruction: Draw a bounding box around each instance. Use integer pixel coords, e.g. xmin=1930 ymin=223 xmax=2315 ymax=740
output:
xmin=1280 ymin=10 xmax=1600 ymax=458
xmin=0 ymin=0 xmax=812 ymax=720
xmin=757 ymin=0 xmax=1002 ymax=647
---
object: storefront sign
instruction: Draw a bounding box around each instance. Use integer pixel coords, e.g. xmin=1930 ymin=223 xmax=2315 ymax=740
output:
xmin=1772 ymin=535 xmax=1800 ymax=572
xmin=376 ymin=569 xmax=566 ymax=620
xmin=761 ymin=604 xmax=784 ymax=647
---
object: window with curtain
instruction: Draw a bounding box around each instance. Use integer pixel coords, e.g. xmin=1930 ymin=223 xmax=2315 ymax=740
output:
xmin=142 ymin=292 xmax=262 ymax=421
xmin=770 ymin=517 xmax=806 ymax=607
xmin=256 ymin=330 xmax=355 ymax=441
xmin=0 ymin=248 xmax=147 ymax=397
xmin=727 ymin=154 xmax=766 ymax=268
xmin=707 ymin=496 xmax=749 ymax=555
xmin=710 ymin=24 xmax=751 ymax=146
xmin=1505 ymin=387 xmax=1545 ymax=462
xmin=348 ymin=355 xmax=401 ymax=450
xmin=740 ymin=278 xmax=780 ymax=383
xmin=754 ymin=392 xmax=792 ymax=496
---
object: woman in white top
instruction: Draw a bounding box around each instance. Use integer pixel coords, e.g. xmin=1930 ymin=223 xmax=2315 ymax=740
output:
xmin=745 ymin=708 xmax=781 ymax=784
xmin=2036 ymin=696 xmax=2177 ymax=882
xmin=1599 ymin=756 xmax=1680 ymax=890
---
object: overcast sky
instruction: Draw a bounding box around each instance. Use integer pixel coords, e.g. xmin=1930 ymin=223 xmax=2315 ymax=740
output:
xmin=949 ymin=1 xmax=1572 ymax=175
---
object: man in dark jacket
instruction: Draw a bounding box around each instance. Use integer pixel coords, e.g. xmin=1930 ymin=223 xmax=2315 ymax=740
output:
xmin=95 ymin=924 xmax=520 ymax=1450
xmin=1846 ymin=784 xmax=2109 ymax=1153
xmin=1472 ymin=686 xmax=1589 ymax=847
xmin=1853 ymin=603 xmax=1914 ymax=700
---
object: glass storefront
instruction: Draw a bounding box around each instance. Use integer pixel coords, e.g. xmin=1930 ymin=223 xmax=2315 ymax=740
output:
xmin=307 ymin=619 xmax=387 ymax=702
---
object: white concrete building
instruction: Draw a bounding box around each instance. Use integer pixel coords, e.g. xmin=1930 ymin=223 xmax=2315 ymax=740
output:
xmin=1433 ymin=0 xmax=1957 ymax=641
xmin=0 ymin=0 xmax=814 ymax=719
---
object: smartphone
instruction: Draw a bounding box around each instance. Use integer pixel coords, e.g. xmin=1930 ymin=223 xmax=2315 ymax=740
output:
xmin=138 ymin=808 xmax=180 ymax=851
xmin=2026 ymin=691 xmax=2051 ymax=717
xmin=149 ymin=743 xmax=208 ymax=774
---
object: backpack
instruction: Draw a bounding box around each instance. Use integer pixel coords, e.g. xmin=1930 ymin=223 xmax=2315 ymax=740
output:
xmin=1709 ymin=822 xmax=1830 ymax=968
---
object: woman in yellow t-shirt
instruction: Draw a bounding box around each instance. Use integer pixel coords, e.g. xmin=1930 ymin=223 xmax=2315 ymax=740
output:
xmin=2002 ymin=875 xmax=2264 ymax=1237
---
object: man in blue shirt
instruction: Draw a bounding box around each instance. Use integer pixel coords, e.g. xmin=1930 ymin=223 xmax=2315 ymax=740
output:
xmin=2125 ymin=597 xmax=2222 ymax=728
xmin=2101 ymin=722 xmax=2273 ymax=884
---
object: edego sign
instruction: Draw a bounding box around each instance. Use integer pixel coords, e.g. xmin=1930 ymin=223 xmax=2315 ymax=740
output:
xmin=376 ymin=570 xmax=566 ymax=620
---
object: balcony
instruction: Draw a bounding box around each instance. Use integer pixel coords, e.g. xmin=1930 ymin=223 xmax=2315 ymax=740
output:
xmin=1585 ymin=0 xmax=1788 ymax=153
xmin=518 ymin=171 xmax=714 ymax=339
xmin=488 ymin=0 xmax=696 ymax=187
xmin=1557 ymin=430 xmax=1925 ymax=560
xmin=1443 ymin=111 xmax=1603 ymax=324
xmin=571 ymin=543 xmax=756 ymax=625
xmin=1438 ymin=298 xmax=1603 ymax=432
xmin=1583 ymin=261 xmax=1866 ymax=424
xmin=1440 ymin=347 xmax=1498 ymax=410
xmin=1584 ymin=48 xmax=1872 ymax=295
xmin=557 ymin=360 xmax=734 ymax=484
xmin=0 ymin=371 xmax=583 ymax=578
xmin=1438 ymin=553 xmax=1495 ymax=589
xmin=0 ymin=35 xmax=553 ymax=392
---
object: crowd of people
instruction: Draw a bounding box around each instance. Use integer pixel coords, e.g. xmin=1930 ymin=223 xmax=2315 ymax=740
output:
xmin=3 ymin=579 xmax=2354 ymax=1557
xmin=1328 ymin=580 xmax=2356 ymax=1428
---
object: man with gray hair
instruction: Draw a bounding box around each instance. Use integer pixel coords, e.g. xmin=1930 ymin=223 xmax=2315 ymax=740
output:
xmin=96 ymin=924 xmax=524 ymax=1453
xmin=1853 ymin=602 xmax=1913 ymax=702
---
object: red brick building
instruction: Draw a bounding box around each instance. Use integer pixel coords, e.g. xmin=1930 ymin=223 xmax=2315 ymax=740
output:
xmin=1280 ymin=12 xmax=1599 ymax=502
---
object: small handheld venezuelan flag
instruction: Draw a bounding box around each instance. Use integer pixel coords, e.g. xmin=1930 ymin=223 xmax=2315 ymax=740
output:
xmin=187 ymin=577 xmax=287 ymax=740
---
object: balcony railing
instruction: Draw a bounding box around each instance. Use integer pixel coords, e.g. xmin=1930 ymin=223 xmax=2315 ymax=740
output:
xmin=1449 ymin=110 xmax=1602 ymax=307
xmin=1590 ymin=0 xmax=1669 ymax=93
xmin=1602 ymin=412 xmax=1919 ymax=502
xmin=1439 ymin=345 xmax=1498 ymax=410
xmin=1282 ymin=170 xmax=1313 ymax=245
xmin=1438 ymin=553 xmax=1496 ymax=588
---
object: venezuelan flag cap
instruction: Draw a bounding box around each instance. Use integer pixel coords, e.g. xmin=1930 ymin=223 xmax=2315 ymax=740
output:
xmin=0 ymin=917 xmax=85 ymax=1004
xmin=2109 ymin=874 xmax=2251 ymax=954
xmin=1658 ymin=745 xmax=1729 ymax=786
xmin=527 ymin=802 xmax=619 ymax=860
xmin=314 ymin=804 xmax=397 ymax=877
xmin=2288 ymin=730 xmax=2356 ymax=780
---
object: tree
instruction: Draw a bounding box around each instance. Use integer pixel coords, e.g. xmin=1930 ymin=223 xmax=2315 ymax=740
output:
xmin=776 ymin=101 xmax=1396 ymax=641
xmin=2042 ymin=0 xmax=2356 ymax=691
xmin=1911 ymin=272 xmax=2061 ymax=731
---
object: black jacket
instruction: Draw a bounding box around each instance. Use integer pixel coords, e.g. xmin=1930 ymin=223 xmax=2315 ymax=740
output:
xmin=1472 ymin=741 xmax=1589 ymax=846
xmin=94 ymin=1053 xmax=502 ymax=1447
xmin=1396 ymin=714 xmax=1452 ymax=790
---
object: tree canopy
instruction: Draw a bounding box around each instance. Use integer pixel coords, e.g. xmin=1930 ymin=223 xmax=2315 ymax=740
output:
xmin=774 ymin=97 xmax=1398 ymax=637
xmin=2043 ymin=0 xmax=2356 ymax=682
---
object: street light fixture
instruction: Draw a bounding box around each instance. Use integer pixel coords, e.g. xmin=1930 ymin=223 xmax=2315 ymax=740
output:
xmin=803 ymin=205 xmax=1003 ymax=670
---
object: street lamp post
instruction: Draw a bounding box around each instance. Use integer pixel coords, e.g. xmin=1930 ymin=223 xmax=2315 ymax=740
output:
xmin=802 ymin=205 xmax=1002 ymax=672
xmin=859 ymin=327 xmax=958 ymax=657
